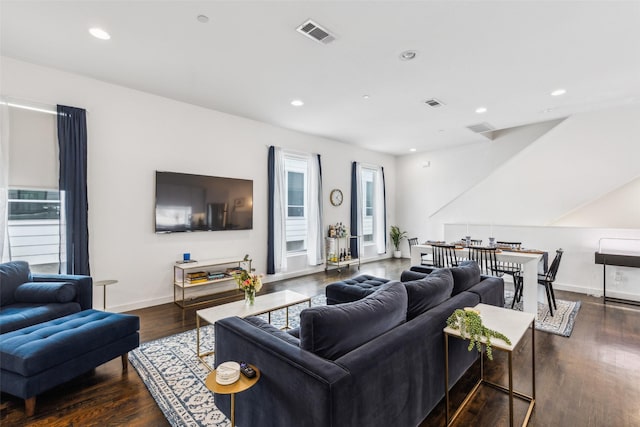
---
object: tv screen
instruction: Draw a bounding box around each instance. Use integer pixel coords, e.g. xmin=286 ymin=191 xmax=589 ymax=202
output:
xmin=155 ymin=171 xmax=253 ymax=233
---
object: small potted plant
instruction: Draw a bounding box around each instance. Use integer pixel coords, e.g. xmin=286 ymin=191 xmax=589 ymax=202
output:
xmin=389 ymin=225 xmax=407 ymax=258
xmin=446 ymin=307 xmax=511 ymax=360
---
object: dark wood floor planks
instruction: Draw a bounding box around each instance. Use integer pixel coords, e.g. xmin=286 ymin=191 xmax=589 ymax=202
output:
xmin=1 ymin=258 xmax=639 ymax=426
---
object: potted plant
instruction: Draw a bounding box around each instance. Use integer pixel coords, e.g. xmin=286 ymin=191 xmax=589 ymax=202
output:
xmin=446 ymin=307 xmax=511 ymax=360
xmin=389 ymin=225 xmax=407 ymax=258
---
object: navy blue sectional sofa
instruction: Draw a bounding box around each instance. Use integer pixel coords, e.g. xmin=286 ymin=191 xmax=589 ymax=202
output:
xmin=214 ymin=261 xmax=504 ymax=427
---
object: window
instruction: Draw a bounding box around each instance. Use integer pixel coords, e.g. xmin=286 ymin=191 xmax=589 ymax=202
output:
xmin=3 ymin=106 xmax=64 ymax=273
xmin=361 ymin=168 xmax=375 ymax=243
xmin=285 ymin=157 xmax=308 ymax=252
xmin=6 ymin=188 xmax=63 ymax=273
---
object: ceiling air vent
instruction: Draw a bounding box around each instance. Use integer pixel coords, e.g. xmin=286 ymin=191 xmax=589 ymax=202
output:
xmin=424 ymin=98 xmax=445 ymax=108
xmin=467 ymin=122 xmax=495 ymax=133
xmin=467 ymin=122 xmax=496 ymax=140
xmin=296 ymin=19 xmax=335 ymax=44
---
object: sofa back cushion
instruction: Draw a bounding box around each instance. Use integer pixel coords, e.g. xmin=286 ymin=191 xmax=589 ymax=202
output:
xmin=451 ymin=260 xmax=481 ymax=295
xmin=0 ymin=261 xmax=31 ymax=307
xmin=300 ymin=281 xmax=407 ymax=360
xmin=14 ymin=282 xmax=77 ymax=304
xmin=403 ymin=268 xmax=454 ymax=320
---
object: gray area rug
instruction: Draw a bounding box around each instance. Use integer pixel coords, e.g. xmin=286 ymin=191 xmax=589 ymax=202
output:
xmin=129 ymin=292 xmax=579 ymax=426
xmin=504 ymin=291 xmax=581 ymax=337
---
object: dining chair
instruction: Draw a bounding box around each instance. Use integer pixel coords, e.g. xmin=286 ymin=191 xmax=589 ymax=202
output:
xmin=432 ymin=244 xmax=459 ymax=268
xmin=496 ymin=241 xmax=522 ymax=249
xmin=513 ymin=249 xmax=564 ymax=315
xmin=494 ymin=241 xmax=523 ymax=286
xmin=408 ymin=237 xmax=434 ymax=266
xmin=468 ymin=246 xmax=500 ymax=276
xmin=461 ymin=237 xmax=483 ymax=246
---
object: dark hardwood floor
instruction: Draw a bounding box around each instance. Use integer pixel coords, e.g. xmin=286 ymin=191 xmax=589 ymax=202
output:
xmin=2 ymin=258 xmax=639 ymax=426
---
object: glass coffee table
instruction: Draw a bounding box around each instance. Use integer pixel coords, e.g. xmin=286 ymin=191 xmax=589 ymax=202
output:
xmin=196 ymin=290 xmax=311 ymax=370
xmin=444 ymin=303 xmax=536 ymax=427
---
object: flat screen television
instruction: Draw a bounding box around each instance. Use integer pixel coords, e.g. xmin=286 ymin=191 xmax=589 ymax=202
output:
xmin=155 ymin=171 xmax=253 ymax=233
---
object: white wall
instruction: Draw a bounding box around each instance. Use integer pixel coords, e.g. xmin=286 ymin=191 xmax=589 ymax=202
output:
xmin=1 ymin=57 xmax=396 ymax=311
xmin=397 ymin=104 xmax=640 ymax=300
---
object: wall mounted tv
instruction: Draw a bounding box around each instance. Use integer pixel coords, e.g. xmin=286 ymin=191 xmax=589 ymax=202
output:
xmin=155 ymin=171 xmax=253 ymax=233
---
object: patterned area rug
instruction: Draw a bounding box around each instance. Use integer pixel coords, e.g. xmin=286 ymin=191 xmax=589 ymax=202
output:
xmin=504 ymin=291 xmax=581 ymax=337
xmin=129 ymin=292 xmax=580 ymax=426
xmin=128 ymin=297 xmax=323 ymax=427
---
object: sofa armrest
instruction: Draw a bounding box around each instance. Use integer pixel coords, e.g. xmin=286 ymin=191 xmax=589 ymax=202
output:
xmin=468 ymin=276 xmax=505 ymax=307
xmin=214 ymin=316 xmax=349 ymax=427
xmin=32 ymin=274 xmax=93 ymax=310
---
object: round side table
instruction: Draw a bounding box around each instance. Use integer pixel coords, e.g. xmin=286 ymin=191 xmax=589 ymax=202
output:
xmin=95 ymin=280 xmax=118 ymax=310
xmin=205 ymin=365 xmax=260 ymax=427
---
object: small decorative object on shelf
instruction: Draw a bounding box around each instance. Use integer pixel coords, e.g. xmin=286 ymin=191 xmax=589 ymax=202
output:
xmin=233 ymin=270 xmax=262 ymax=305
xmin=328 ymin=222 xmax=348 ymax=238
xmin=446 ymin=307 xmax=511 ymax=360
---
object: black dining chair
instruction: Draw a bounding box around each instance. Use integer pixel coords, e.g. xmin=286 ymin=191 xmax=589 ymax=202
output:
xmin=513 ymin=249 xmax=564 ymax=316
xmin=408 ymin=237 xmax=434 ymax=266
xmin=494 ymin=241 xmax=523 ymax=285
xmin=461 ymin=237 xmax=483 ymax=246
xmin=468 ymin=246 xmax=500 ymax=276
xmin=432 ymin=244 xmax=459 ymax=268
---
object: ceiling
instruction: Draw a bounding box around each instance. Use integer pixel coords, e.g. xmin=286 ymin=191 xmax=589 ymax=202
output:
xmin=1 ymin=1 xmax=639 ymax=156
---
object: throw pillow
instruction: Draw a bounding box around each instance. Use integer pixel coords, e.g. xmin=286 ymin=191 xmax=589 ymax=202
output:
xmin=14 ymin=282 xmax=77 ymax=304
xmin=300 ymin=281 xmax=407 ymax=360
xmin=0 ymin=261 xmax=32 ymax=307
xmin=451 ymin=260 xmax=481 ymax=295
xmin=403 ymin=268 xmax=454 ymax=320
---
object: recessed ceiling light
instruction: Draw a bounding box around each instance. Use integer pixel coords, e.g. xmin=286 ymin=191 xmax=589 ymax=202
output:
xmin=89 ymin=27 xmax=111 ymax=40
xmin=542 ymin=108 xmax=554 ymax=113
xmin=362 ymin=95 xmax=370 ymax=99
xmin=399 ymin=50 xmax=417 ymax=61
xmin=197 ymin=14 xmax=209 ymax=23
xmin=409 ymin=148 xmax=417 ymax=152
xmin=290 ymin=99 xmax=304 ymax=107
xmin=551 ymin=89 xmax=566 ymax=96
xmin=475 ymin=107 xmax=487 ymax=114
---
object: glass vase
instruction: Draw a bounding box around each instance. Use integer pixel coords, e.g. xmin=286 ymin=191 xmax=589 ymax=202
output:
xmin=245 ymin=288 xmax=256 ymax=305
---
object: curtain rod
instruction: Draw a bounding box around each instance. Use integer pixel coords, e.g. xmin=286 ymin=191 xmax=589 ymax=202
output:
xmin=0 ymin=96 xmax=88 ymax=115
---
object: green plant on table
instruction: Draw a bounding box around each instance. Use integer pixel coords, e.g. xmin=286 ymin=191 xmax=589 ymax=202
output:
xmin=446 ymin=308 xmax=511 ymax=360
xmin=389 ymin=225 xmax=408 ymax=251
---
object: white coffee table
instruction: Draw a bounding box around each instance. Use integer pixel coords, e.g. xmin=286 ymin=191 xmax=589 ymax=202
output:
xmin=444 ymin=303 xmax=536 ymax=427
xmin=196 ymin=290 xmax=311 ymax=370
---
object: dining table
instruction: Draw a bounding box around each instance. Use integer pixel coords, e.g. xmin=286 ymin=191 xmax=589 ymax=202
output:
xmin=411 ymin=244 xmax=547 ymax=318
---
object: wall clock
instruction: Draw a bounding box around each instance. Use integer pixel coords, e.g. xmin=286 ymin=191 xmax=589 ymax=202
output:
xmin=330 ymin=189 xmax=343 ymax=206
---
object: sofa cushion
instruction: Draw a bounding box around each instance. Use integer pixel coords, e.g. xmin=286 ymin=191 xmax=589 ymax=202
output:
xmin=0 ymin=261 xmax=32 ymax=307
xmin=300 ymin=281 xmax=407 ymax=360
xmin=14 ymin=282 xmax=77 ymax=304
xmin=0 ymin=302 xmax=82 ymax=334
xmin=400 ymin=269 xmax=429 ymax=282
xmin=244 ymin=316 xmax=300 ymax=347
xmin=451 ymin=260 xmax=481 ymax=295
xmin=403 ymin=269 xmax=454 ymax=320
xmin=325 ymin=274 xmax=391 ymax=305
xmin=0 ymin=309 xmax=140 ymax=376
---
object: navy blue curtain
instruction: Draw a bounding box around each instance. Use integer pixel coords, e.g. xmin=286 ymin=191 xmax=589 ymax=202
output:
xmin=350 ymin=162 xmax=359 ymax=259
xmin=382 ymin=167 xmax=387 ymax=251
xmin=267 ymin=146 xmax=275 ymax=274
xmin=57 ymin=105 xmax=90 ymax=275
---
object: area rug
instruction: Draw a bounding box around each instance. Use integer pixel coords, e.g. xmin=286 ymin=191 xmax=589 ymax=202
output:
xmin=504 ymin=291 xmax=581 ymax=337
xmin=128 ymin=297 xmax=323 ymax=427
